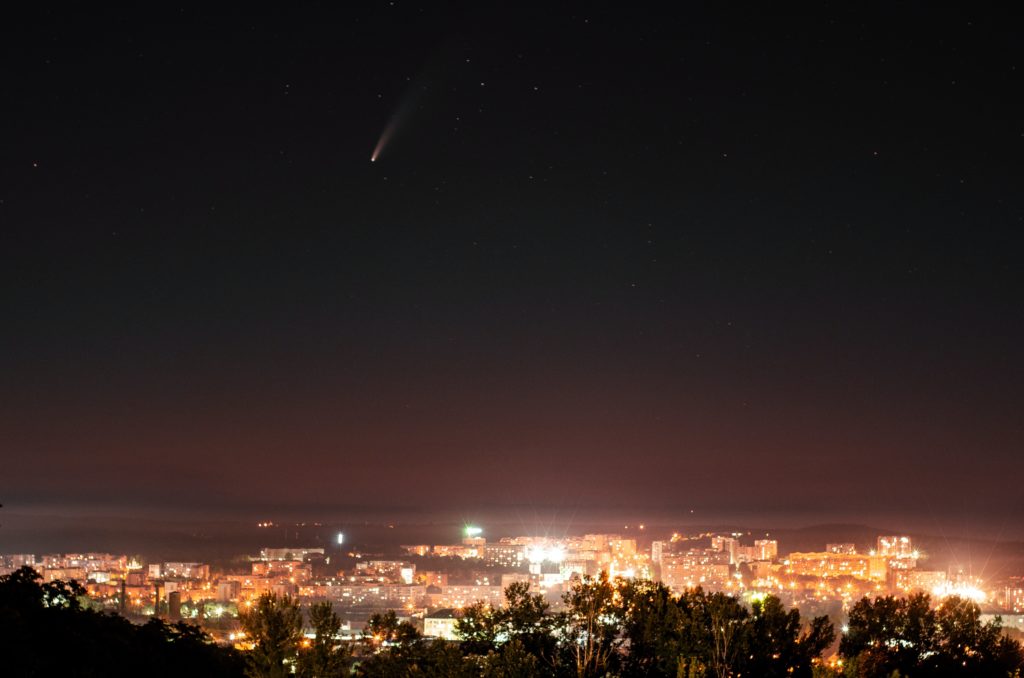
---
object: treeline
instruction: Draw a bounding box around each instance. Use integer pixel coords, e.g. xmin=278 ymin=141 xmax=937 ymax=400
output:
xmin=0 ymin=566 xmax=245 ymax=677
xmin=224 ymin=574 xmax=836 ymax=677
xmin=3 ymin=566 xmax=1023 ymax=677
xmin=839 ymin=592 xmax=1024 ymax=676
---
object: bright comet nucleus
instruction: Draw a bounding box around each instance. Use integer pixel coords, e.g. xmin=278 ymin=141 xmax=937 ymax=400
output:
xmin=370 ymin=116 xmax=398 ymax=163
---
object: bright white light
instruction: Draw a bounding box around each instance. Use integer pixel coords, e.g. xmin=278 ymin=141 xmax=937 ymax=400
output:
xmin=336 ymin=533 xmax=345 ymax=545
xmin=932 ymin=582 xmax=986 ymax=603
xmin=526 ymin=545 xmax=564 ymax=564
xmin=465 ymin=526 xmax=483 ymax=537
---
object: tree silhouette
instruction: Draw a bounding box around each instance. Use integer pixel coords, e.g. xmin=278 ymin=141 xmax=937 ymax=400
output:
xmin=453 ymin=582 xmax=559 ymax=674
xmin=10 ymin=563 xmax=1021 ymax=678
xmin=557 ymin=572 xmax=621 ymax=678
xmin=743 ymin=594 xmax=834 ymax=677
xmin=703 ymin=591 xmax=748 ymax=678
xmin=840 ymin=593 xmax=1024 ymax=676
xmin=355 ymin=639 xmax=472 ymax=677
xmin=497 ymin=581 xmax=557 ymax=667
xmin=455 ymin=600 xmax=499 ymax=654
xmin=297 ymin=601 xmax=351 ymax=677
xmin=479 ymin=639 xmax=540 ymax=678
xmin=617 ymin=578 xmax=688 ymax=677
xmin=239 ymin=593 xmax=303 ymax=678
xmin=0 ymin=566 xmax=244 ymax=677
xmin=364 ymin=608 xmax=420 ymax=646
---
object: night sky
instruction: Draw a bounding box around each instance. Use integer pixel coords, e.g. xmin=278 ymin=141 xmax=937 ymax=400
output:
xmin=2 ymin=5 xmax=1021 ymax=532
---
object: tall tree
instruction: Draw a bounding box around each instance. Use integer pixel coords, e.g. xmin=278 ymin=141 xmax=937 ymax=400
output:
xmin=704 ymin=592 xmax=748 ymax=678
xmin=840 ymin=593 xmax=934 ymax=676
xmin=743 ymin=595 xmax=834 ymax=677
xmin=239 ymin=593 xmax=303 ymax=678
xmin=496 ymin=582 xmax=556 ymax=663
xmin=558 ymin=572 xmax=621 ymax=678
xmin=297 ymin=601 xmax=351 ymax=678
xmin=455 ymin=600 xmax=499 ymax=654
xmin=617 ymin=578 xmax=686 ymax=677
xmin=365 ymin=609 xmax=420 ymax=646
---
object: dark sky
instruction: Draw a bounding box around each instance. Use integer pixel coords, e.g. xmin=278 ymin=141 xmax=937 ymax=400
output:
xmin=2 ymin=5 xmax=1021 ymax=531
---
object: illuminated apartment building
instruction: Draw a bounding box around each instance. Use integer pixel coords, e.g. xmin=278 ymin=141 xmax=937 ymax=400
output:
xmin=660 ymin=549 xmax=730 ymax=592
xmin=784 ymin=552 xmax=888 ymax=581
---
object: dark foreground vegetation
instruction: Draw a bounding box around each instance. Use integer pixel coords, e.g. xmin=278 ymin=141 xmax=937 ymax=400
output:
xmin=0 ymin=566 xmax=245 ymax=677
xmin=2 ymin=566 xmax=1022 ymax=677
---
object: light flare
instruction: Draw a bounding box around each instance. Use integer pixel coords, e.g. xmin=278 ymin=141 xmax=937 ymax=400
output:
xmin=932 ymin=581 xmax=986 ymax=603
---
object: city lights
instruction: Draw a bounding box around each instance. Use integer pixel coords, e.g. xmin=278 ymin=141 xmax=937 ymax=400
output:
xmin=525 ymin=544 xmax=565 ymax=564
xmin=932 ymin=581 xmax=987 ymax=603
xmin=4 ymin=526 xmax=1019 ymax=654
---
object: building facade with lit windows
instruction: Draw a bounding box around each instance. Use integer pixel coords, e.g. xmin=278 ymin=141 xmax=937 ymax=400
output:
xmin=660 ymin=550 xmax=731 ymax=592
xmin=784 ymin=552 xmax=888 ymax=581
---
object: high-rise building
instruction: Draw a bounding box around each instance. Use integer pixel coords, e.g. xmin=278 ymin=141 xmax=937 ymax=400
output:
xmin=876 ymin=536 xmax=914 ymax=559
xmin=216 ymin=580 xmax=242 ymax=602
xmin=609 ymin=538 xmax=637 ymax=558
xmin=710 ymin=537 xmax=739 ymax=565
xmin=163 ymin=562 xmax=209 ymax=580
xmin=167 ymin=591 xmax=182 ymax=620
xmin=482 ymin=542 xmax=525 ymax=568
xmin=785 ymin=552 xmax=888 ymax=581
xmin=754 ymin=540 xmax=778 ymax=561
xmin=651 ymin=540 xmax=667 ymax=565
xmin=660 ymin=550 xmax=730 ymax=592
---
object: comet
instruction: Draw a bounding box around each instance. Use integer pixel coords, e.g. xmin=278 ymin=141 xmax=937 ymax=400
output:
xmin=370 ymin=104 xmax=405 ymax=163
xmin=370 ymin=120 xmax=395 ymax=163
xmin=370 ymin=74 xmax=433 ymax=163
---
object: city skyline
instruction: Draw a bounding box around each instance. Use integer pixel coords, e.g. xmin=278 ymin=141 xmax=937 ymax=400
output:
xmin=6 ymin=518 xmax=1023 ymax=675
xmin=4 ymin=523 xmax=1021 ymax=628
